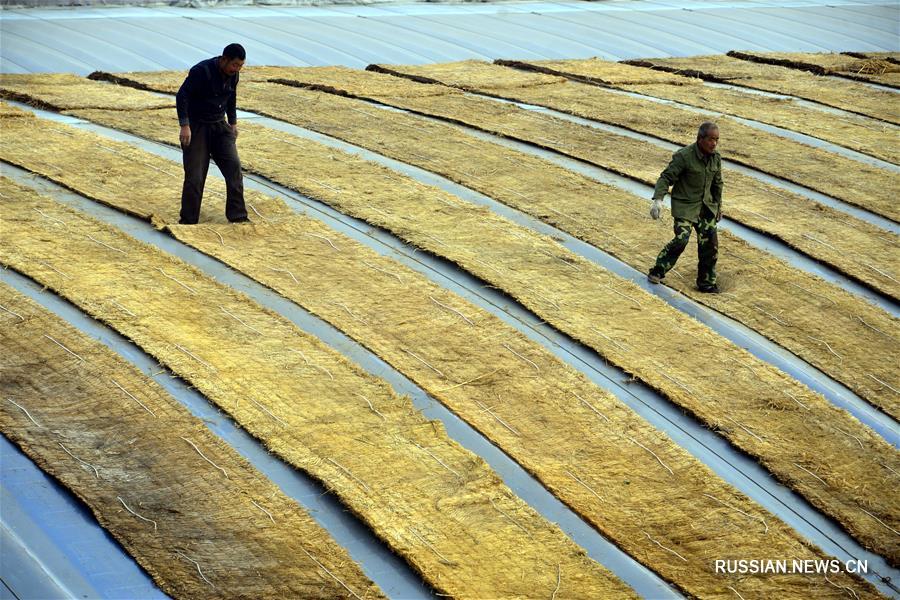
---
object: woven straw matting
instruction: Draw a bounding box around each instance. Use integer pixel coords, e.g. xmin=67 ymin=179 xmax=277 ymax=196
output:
xmin=0 ymin=282 xmax=382 ymax=599
xmin=0 ymin=73 xmax=171 ymax=111
xmin=727 ymin=51 xmax=900 ymax=89
xmin=496 ymin=58 xmax=899 ymax=165
xmin=367 ymin=61 xmax=898 ymax=223
xmin=0 ymin=101 xmax=35 ymax=119
xmin=68 ymin=71 xmax=900 ymax=415
xmin=202 ymin=65 xmax=900 ymax=410
xmin=3 ymin=101 xmax=896 ymax=567
xmin=323 ymin=63 xmax=900 ymax=297
xmin=1 ymin=112 xmax=885 ymax=595
xmin=858 ymin=52 xmax=900 ymax=64
xmin=622 ymin=54 xmax=900 ymax=125
xmin=0 ymin=178 xmax=633 ymax=599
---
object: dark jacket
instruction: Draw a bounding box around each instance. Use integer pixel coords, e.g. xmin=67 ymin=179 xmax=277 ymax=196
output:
xmin=652 ymin=142 xmax=723 ymax=222
xmin=176 ymin=57 xmax=239 ymax=127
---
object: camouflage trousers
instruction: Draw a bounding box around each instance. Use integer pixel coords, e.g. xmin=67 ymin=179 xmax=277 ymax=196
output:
xmin=650 ymin=204 xmax=719 ymax=287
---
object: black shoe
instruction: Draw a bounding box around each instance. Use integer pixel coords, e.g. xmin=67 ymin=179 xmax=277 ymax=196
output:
xmin=178 ymin=219 xmax=197 ymax=225
xmin=698 ymin=284 xmax=720 ymax=294
xmin=647 ymin=271 xmax=663 ymax=284
xmin=229 ymin=216 xmax=251 ymax=224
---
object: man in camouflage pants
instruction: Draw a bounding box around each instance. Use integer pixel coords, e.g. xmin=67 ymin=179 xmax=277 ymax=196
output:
xmin=648 ymin=121 xmax=723 ymax=293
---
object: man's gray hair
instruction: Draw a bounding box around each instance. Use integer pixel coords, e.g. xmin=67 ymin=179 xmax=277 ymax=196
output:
xmin=698 ymin=121 xmax=719 ymax=139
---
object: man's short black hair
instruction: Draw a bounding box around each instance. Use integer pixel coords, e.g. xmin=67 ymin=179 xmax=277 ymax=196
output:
xmin=223 ymin=43 xmax=246 ymax=61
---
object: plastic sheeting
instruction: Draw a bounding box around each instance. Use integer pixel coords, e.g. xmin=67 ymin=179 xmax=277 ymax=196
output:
xmin=1 ymin=1 xmax=898 ymax=74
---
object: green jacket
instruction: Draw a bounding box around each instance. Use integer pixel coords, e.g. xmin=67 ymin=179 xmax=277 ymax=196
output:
xmin=652 ymin=142 xmax=723 ymax=222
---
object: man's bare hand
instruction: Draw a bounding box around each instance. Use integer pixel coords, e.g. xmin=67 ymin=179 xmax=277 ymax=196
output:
xmin=179 ymin=125 xmax=191 ymax=147
xmin=230 ymin=123 xmax=239 ymax=139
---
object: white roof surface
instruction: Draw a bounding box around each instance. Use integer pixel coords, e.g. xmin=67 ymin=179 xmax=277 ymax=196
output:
xmin=1 ymin=0 xmax=898 ymax=74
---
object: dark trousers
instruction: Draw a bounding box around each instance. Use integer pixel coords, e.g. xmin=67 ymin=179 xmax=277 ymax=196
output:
xmin=650 ymin=204 xmax=719 ymax=287
xmin=180 ymin=120 xmax=247 ymax=224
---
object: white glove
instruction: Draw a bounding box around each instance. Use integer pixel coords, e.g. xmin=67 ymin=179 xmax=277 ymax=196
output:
xmin=650 ymin=199 xmax=663 ymax=220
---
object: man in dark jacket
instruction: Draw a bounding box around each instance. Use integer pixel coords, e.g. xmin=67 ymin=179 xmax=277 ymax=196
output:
xmin=648 ymin=121 xmax=724 ymax=293
xmin=176 ymin=43 xmax=249 ymax=225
